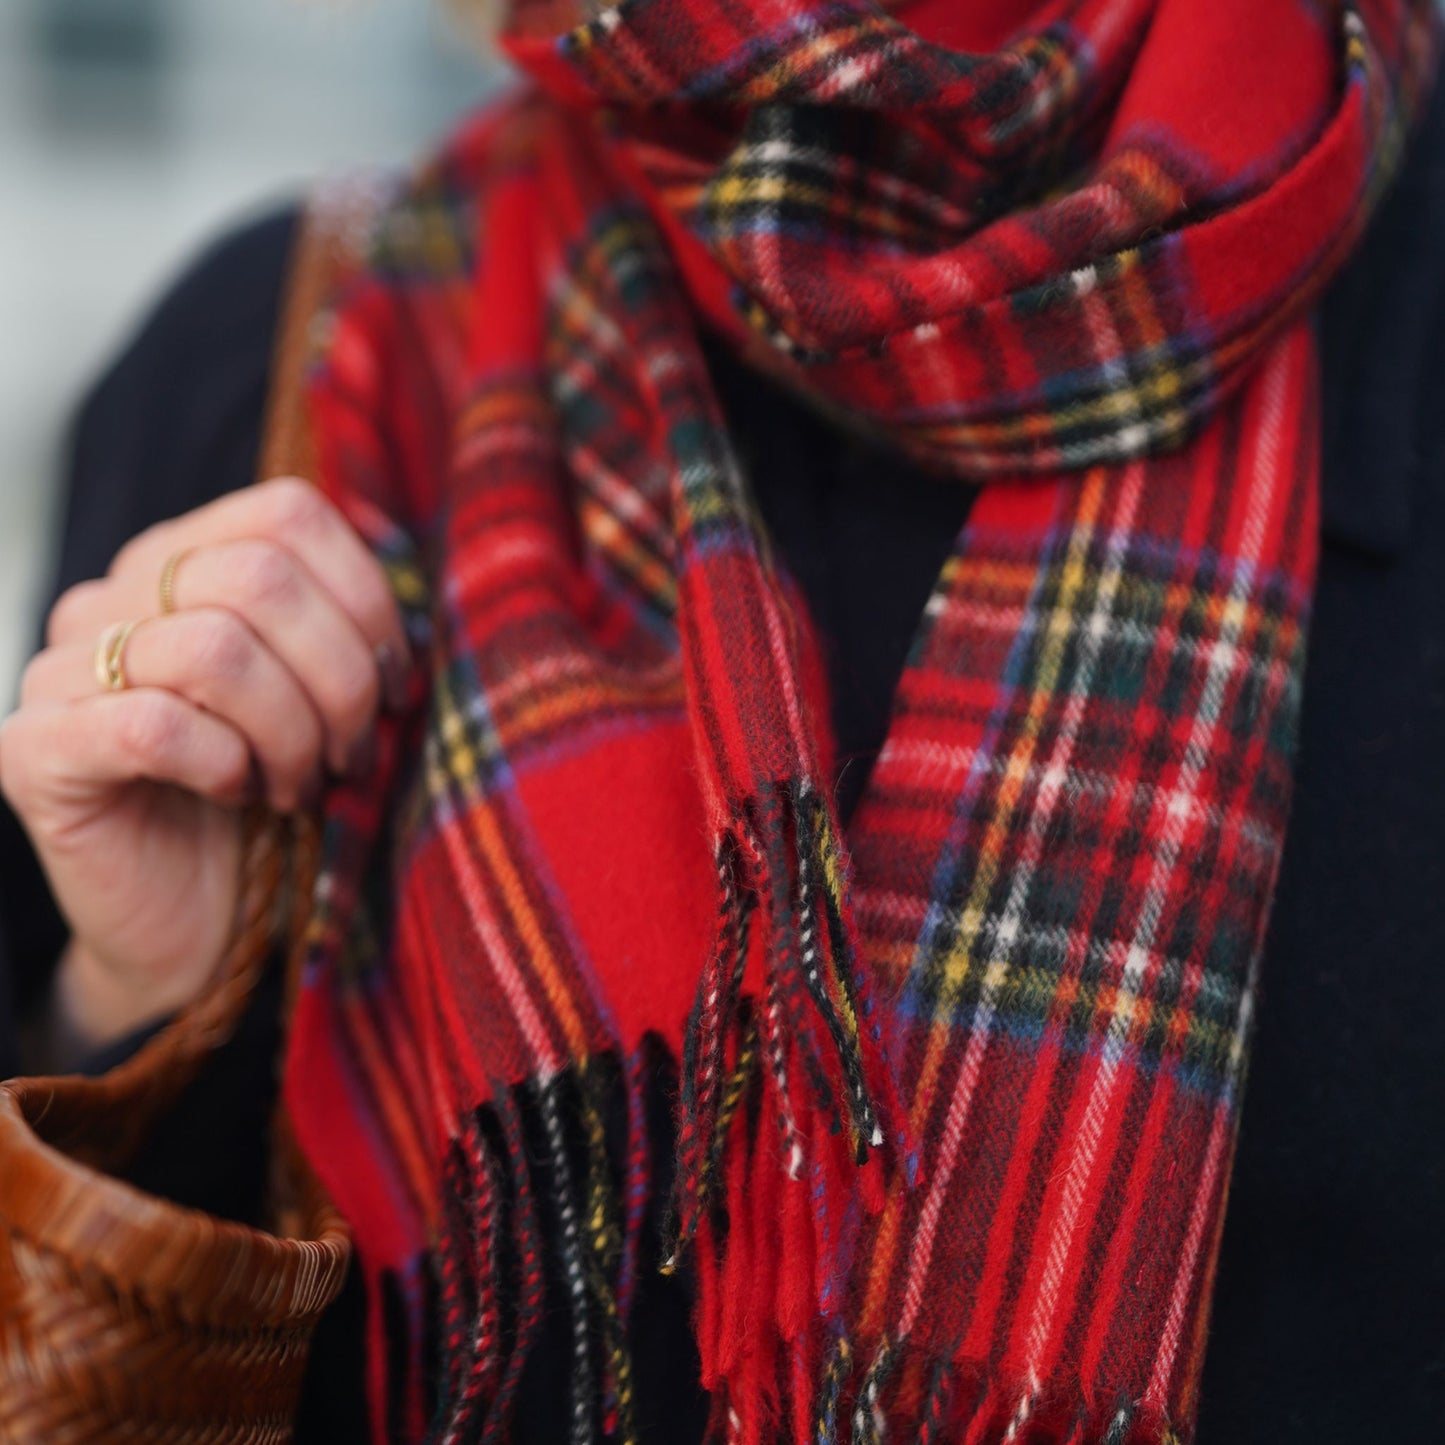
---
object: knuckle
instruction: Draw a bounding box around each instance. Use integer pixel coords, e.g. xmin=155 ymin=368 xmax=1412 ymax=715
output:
xmin=46 ymin=581 xmax=101 ymax=645
xmin=185 ymin=611 xmax=254 ymax=685
xmin=0 ymin=713 xmax=34 ymax=808
xmin=226 ymin=540 xmax=298 ymax=610
xmin=117 ymin=694 xmax=183 ymax=763
xmin=110 ymin=518 xmax=171 ymax=578
xmin=18 ymin=652 xmax=53 ymax=707
xmin=258 ymin=475 xmax=329 ymax=536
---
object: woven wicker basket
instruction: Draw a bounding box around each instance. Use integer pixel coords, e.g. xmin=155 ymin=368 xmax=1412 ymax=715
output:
xmin=0 ymin=820 xmax=352 ymax=1444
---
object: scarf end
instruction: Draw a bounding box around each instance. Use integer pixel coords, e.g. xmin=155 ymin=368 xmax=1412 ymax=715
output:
xmin=667 ymin=779 xmax=909 ymax=1271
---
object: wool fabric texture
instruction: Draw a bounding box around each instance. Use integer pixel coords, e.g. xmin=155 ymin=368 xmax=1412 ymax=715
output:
xmin=283 ymin=2 xmax=1438 ymax=1441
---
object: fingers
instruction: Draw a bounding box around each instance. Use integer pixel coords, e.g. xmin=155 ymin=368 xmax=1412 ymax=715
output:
xmin=48 ymin=537 xmax=388 ymax=775
xmin=0 ymin=692 xmax=255 ymax=823
xmin=46 ymin=578 xmax=108 ymax=647
xmin=22 ymin=609 xmax=329 ymax=812
xmin=49 ymin=476 xmax=410 ymax=706
xmin=169 ymin=540 xmax=387 ymax=774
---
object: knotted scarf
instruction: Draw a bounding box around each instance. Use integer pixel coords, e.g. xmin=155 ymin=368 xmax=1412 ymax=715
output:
xmin=284 ymin=2 xmax=1438 ymax=1441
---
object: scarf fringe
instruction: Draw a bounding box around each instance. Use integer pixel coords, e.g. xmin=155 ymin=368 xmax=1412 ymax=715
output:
xmin=692 ymin=1331 xmax=1190 ymax=1445
xmin=434 ymin=1117 xmax=502 ymax=1442
xmin=662 ymin=779 xmax=913 ymax=1445
xmin=667 ymin=780 xmax=906 ymax=1273
xmin=412 ymin=1041 xmax=1192 ymax=1445
xmin=424 ymin=1062 xmax=645 ymax=1445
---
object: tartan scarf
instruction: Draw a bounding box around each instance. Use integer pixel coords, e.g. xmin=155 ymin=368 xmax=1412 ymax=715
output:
xmin=285 ymin=2 xmax=1437 ymax=1441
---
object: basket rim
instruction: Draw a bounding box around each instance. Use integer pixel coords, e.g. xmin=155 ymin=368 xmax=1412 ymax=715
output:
xmin=0 ymin=1080 xmax=350 ymax=1330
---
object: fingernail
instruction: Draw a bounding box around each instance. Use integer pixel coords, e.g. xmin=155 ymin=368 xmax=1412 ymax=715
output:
xmin=345 ymin=725 xmax=378 ymax=781
xmin=376 ymin=642 xmax=410 ymax=714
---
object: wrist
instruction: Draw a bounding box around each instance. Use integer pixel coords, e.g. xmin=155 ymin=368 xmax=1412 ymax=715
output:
xmin=23 ymin=939 xmax=190 ymax=1074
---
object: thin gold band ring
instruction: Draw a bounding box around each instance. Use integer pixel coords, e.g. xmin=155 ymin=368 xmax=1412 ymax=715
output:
xmin=159 ymin=549 xmax=191 ymax=616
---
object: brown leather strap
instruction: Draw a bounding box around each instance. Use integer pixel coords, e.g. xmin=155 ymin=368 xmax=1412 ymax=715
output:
xmin=258 ymin=206 xmax=333 ymax=485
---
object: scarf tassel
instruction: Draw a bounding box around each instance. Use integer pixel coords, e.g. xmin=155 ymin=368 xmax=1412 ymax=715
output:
xmin=425 ymin=1065 xmax=645 ymax=1445
xmin=886 ymin=1358 xmax=1186 ymax=1445
xmin=434 ymin=1117 xmax=503 ymax=1443
xmin=702 ymin=1330 xmax=1187 ymax=1445
xmin=671 ymin=779 xmax=920 ymax=1445
xmin=667 ymin=779 xmax=905 ymax=1266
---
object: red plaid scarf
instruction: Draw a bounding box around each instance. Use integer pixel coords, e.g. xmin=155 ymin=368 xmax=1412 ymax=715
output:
xmin=284 ymin=2 xmax=1437 ymax=1441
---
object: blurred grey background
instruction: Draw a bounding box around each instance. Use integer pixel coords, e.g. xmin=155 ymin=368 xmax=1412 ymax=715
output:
xmin=0 ymin=0 xmax=503 ymax=698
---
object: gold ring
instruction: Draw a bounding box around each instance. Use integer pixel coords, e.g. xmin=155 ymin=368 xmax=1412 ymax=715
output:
xmin=94 ymin=621 xmax=140 ymax=692
xmin=159 ymin=549 xmax=191 ymax=615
